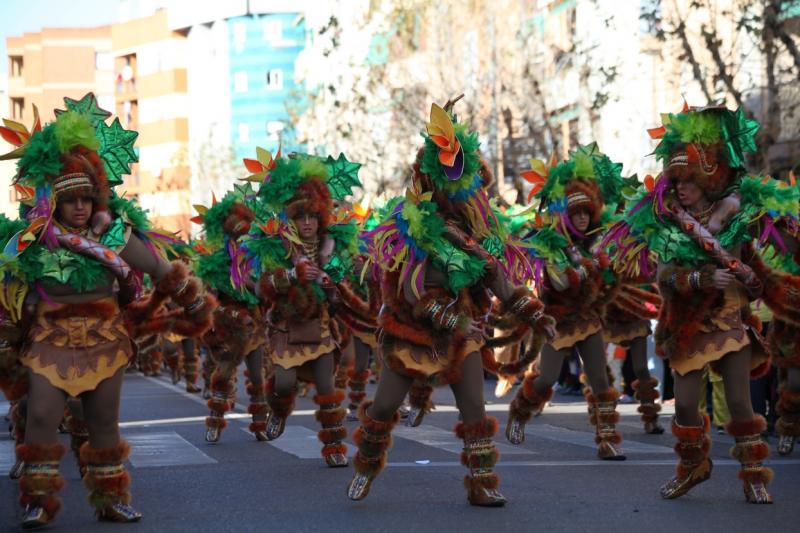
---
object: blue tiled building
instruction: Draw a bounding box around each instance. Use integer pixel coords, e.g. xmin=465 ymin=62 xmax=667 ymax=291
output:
xmin=228 ymin=13 xmax=305 ymax=159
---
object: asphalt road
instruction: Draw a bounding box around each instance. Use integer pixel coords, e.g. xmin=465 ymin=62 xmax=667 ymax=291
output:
xmin=2 ymin=371 xmax=798 ymax=532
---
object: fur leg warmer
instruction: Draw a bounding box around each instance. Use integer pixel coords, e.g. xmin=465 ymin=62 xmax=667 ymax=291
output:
xmin=509 ymin=371 xmax=553 ymax=423
xmin=776 ymin=387 xmax=800 ymax=438
xmin=11 ymin=402 xmax=25 ymax=445
xmin=335 ymin=362 xmax=350 ymax=391
xmin=633 ymin=377 xmax=662 ymax=423
xmin=659 ymin=414 xmax=713 ymax=500
xmin=149 ymin=350 xmax=163 ymax=376
xmin=206 ymin=373 xmax=234 ymax=431
xmin=247 ymin=381 xmax=269 ymax=433
xmin=585 ymin=388 xmax=623 ymax=445
xmin=80 ymin=441 xmax=133 ymax=511
xmin=456 ymin=417 xmax=501 ymax=495
xmin=672 ymin=414 xmax=712 ymax=479
xmin=727 ymin=416 xmax=774 ymax=488
xmin=184 ymin=357 xmax=199 ymax=386
xmin=17 ymin=443 xmax=66 ymax=518
xmin=266 ymin=381 xmax=296 ymax=420
xmin=347 ymin=369 xmax=370 ymax=411
xmin=314 ymin=390 xmax=348 ymax=458
xmin=633 ymin=377 xmax=664 ymax=433
xmin=351 ymin=400 xmax=399 ymax=478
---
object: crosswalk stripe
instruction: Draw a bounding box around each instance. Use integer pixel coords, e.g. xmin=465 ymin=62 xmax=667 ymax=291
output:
xmin=0 ymin=440 xmax=15 ymax=472
xmin=126 ymin=431 xmax=217 ymax=468
xmin=392 ymin=424 xmax=535 ymax=455
xmin=253 ymin=425 xmax=355 ymax=459
xmin=528 ymin=424 xmax=673 ymax=453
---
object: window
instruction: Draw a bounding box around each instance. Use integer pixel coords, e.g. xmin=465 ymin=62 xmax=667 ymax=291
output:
xmin=234 ymin=71 xmax=249 ymax=93
xmin=263 ymin=19 xmax=283 ymax=44
xmin=233 ymin=22 xmax=247 ymax=53
xmin=265 ymin=69 xmax=283 ymax=91
xmin=266 ymin=121 xmax=285 ymax=141
xmin=10 ymin=98 xmax=24 ymax=120
xmin=9 ymin=55 xmax=23 ymax=77
xmin=568 ymin=117 xmax=579 ymax=151
xmin=238 ymin=123 xmax=250 ymax=143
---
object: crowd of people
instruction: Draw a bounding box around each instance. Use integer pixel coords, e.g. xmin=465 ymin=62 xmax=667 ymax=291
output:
xmin=0 ymin=93 xmax=798 ymax=529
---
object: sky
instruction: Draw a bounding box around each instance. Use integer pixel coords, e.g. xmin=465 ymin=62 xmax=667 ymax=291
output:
xmin=0 ymin=0 xmax=119 ymax=78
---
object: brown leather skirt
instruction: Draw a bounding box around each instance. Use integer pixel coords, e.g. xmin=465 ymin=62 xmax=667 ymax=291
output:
xmin=269 ymin=309 xmax=338 ymax=370
xmin=20 ymin=298 xmax=132 ymax=396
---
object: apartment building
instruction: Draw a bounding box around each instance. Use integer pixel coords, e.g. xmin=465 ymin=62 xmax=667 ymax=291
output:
xmin=112 ymin=9 xmax=191 ymax=236
xmin=6 ymin=26 xmax=114 ymax=122
xmin=3 ymin=26 xmax=114 ymax=216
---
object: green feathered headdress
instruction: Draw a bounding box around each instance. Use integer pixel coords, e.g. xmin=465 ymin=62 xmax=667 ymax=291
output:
xmin=525 ymin=143 xmax=631 ymax=237
xmin=247 ymin=149 xmax=362 ymax=216
xmin=1 ymin=93 xmax=138 ymax=194
xmin=650 ymin=105 xmax=759 ymax=170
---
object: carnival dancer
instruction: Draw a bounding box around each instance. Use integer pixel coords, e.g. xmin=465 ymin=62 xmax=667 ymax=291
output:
xmin=761 ymin=244 xmax=800 ymax=456
xmin=161 ymin=244 xmax=203 ymax=392
xmin=604 ymin=104 xmax=800 ymax=503
xmin=603 ymin=284 xmax=663 ymax=433
xmin=251 ymin=149 xmax=364 ymax=467
xmin=0 ymin=93 xmax=214 ymax=527
xmin=163 ymin=334 xmax=201 ymax=392
xmin=347 ymin=99 xmax=555 ymax=506
xmin=336 ymin=203 xmax=388 ymax=418
xmin=506 ymin=144 xmax=631 ymax=460
xmin=748 ymin=213 xmax=800 ymax=457
xmin=194 ymin=185 xmax=271 ymax=443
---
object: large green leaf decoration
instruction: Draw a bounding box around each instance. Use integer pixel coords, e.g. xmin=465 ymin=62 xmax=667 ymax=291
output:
xmin=323 ymin=254 xmax=348 ymax=284
xmin=97 ymin=118 xmax=138 ymax=186
xmin=325 ymin=153 xmax=362 ymax=200
xmin=720 ymin=107 xmax=759 ymax=169
xmin=434 ymin=243 xmax=485 ymax=293
xmin=41 ymin=248 xmax=78 ymax=284
xmin=55 ymin=93 xmax=111 ymax=128
xmin=100 ymin=218 xmax=127 ymax=248
xmin=481 ymin=235 xmax=503 ymax=258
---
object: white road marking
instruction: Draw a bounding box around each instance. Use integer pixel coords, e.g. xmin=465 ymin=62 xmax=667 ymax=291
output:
xmin=254 ymin=425 xmax=355 ymax=459
xmin=120 ymin=414 xmax=249 ymax=428
xmin=0 ymin=440 xmax=15 ymax=472
xmin=126 ymin=431 xmax=217 ymax=467
xmin=393 ymin=424 xmax=535 ymax=455
xmin=386 ymin=459 xmax=800 ymax=468
xmin=528 ymin=424 xmax=673 ymax=454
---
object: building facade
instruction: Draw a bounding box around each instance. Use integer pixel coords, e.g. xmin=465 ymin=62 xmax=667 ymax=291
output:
xmin=2 ymin=26 xmax=114 ymax=216
xmin=112 ymin=9 xmax=191 ymax=236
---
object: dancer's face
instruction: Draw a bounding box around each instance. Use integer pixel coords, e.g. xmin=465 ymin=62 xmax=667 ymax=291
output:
xmin=675 ymin=180 xmax=704 ymax=209
xmin=294 ymin=213 xmax=319 ymax=239
xmin=570 ymin=208 xmax=590 ymax=233
xmin=57 ymin=194 xmax=93 ymax=228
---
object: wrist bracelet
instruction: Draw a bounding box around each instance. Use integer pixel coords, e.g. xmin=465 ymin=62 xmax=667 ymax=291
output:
xmin=511 ymin=296 xmax=531 ymax=314
xmin=443 ymin=313 xmax=459 ymax=330
xmin=174 ymin=279 xmax=189 ymax=297
xmin=426 ymin=301 xmax=444 ymax=321
xmin=186 ymin=297 xmax=205 ymax=314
